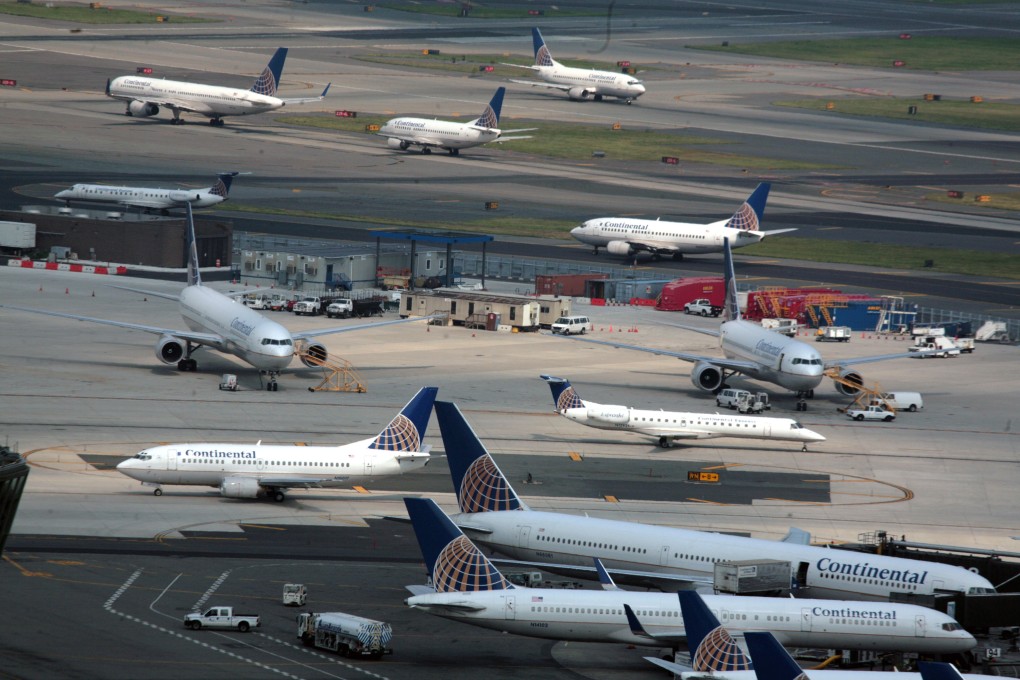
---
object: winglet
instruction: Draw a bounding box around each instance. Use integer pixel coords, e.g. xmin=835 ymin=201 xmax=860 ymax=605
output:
xmin=403 ymin=497 xmax=512 ymax=593
xmin=725 ymin=182 xmax=770 ymax=232
xmin=435 ymin=401 xmax=526 ymax=513
xmin=722 ymin=237 xmax=740 ymax=322
xmin=474 ymin=87 xmax=505 ymax=128
xmin=251 ymin=47 xmax=287 ymax=96
xmin=742 ymin=632 xmax=800 ymax=680
xmin=532 ymin=27 xmax=555 ymax=67
xmin=185 ymin=203 xmax=201 ymax=287
xmin=211 ymin=172 xmax=240 ymax=199
xmin=594 ymin=558 xmax=621 ymax=591
xmin=540 ymin=375 xmax=582 ymax=412
xmin=917 ymin=661 xmax=968 ymax=680
xmin=678 ymin=591 xmax=753 ymax=672
xmin=623 ymin=604 xmax=653 ymax=638
xmin=320 ymin=82 xmax=331 ymax=98
xmin=369 ymin=387 xmax=439 ymax=451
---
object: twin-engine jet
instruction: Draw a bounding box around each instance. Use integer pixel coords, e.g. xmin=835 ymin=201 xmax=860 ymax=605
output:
xmin=504 ymin=28 xmax=646 ymax=104
xmin=54 ymin=172 xmax=239 ymax=214
xmin=117 ymin=387 xmax=437 ymax=501
xmin=105 ymin=47 xmax=329 ymax=126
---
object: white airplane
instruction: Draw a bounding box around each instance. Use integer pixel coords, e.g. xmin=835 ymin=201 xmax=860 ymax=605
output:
xmin=54 ymin=172 xmax=240 ymax=214
xmin=503 ymin=28 xmax=646 ymax=104
xmin=0 ymin=204 xmax=429 ymax=390
xmin=105 ymin=47 xmax=329 ymax=126
xmin=540 ymin=375 xmax=826 ymax=449
xmin=378 ymin=87 xmax=533 ymax=156
xmin=641 ymin=593 xmax=991 ymax=679
xmin=117 ymin=386 xmax=437 ymax=501
xmin=402 ymin=496 xmax=976 ymax=653
xmin=570 ymin=183 xmax=796 ymax=260
xmin=433 ymin=401 xmax=997 ymax=599
xmin=564 ymin=236 xmax=935 ymax=399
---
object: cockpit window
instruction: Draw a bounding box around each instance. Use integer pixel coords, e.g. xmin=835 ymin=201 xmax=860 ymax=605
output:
xmin=941 ymin=622 xmax=963 ymax=631
xmin=791 ymin=422 xmax=803 ymax=429
xmin=261 ymin=338 xmax=293 ymax=346
xmin=134 ymin=452 xmax=151 ymax=461
xmin=968 ymin=586 xmax=996 ymax=594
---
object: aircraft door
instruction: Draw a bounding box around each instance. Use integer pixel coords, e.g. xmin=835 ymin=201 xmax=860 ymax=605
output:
xmin=801 ymin=608 xmax=812 ymax=632
xmin=795 ymin=561 xmax=809 ymax=591
xmin=503 ymin=594 xmax=516 ymax=621
xmin=659 ymin=545 xmax=670 ymax=566
xmin=915 ymin=615 xmax=926 ymax=637
xmin=365 ymin=457 xmax=373 ymax=476
xmin=764 ymin=425 xmax=771 ymax=437
xmin=517 ymin=525 xmax=531 ymax=550
xmin=167 ymin=450 xmax=178 ymax=471
xmin=777 ymin=352 xmax=785 ymax=371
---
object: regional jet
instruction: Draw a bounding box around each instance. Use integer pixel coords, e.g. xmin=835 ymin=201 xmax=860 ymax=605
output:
xmin=105 ymin=47 xmax=329 ymax=126
xmin=540 ymin=375 xmax=825 ymax=449
xmin=503 ymin=28 xmax=646 ymax=104
xmin=640 ymin=593 xmax=990 ymax=679
xmin=118 ymin=387 xmax=437 ymax=501
xmin=55 ymin=172 xmax=239 ymax=214
xmin=563 ymin=236 xmax=936 ymax=399
xmin=0 ymin=204 xmax=429 ymax=390
xmin=570 ymin=183 xmax=796 ymax=260
xmin=402 ymin=496 xmax=976 ymax=653
xmin=433 ymin=401 xmax=996 ymax=599
xmin=378 ymin=87 xmax=533 ymax=156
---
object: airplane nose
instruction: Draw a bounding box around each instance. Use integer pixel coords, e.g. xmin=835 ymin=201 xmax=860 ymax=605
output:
xmin=55 ymin=190 xmax=70 ymax=199
xmin=805 ymin=429 xmax=827 ymax=442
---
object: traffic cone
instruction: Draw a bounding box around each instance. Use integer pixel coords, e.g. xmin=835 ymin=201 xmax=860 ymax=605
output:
xmin=65 ymin=287 xmax=69 ymax=294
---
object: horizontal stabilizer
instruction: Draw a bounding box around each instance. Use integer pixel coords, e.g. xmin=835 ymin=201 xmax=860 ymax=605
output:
xmin=781 ymin=527 xmax=811 ymax=544
xmin=643 ymin=656 xmax=692 ymax=675
xmin=760 ymin=228 xmax=797 ymax=237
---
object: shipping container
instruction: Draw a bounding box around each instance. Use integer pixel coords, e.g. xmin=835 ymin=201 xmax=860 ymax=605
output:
xmin=714 ymin=559 xmax=791 ymax=595
xmin=535 ymin=273 xmax=608 ymax=297
xmin=0 ymin=221 xmax=36 ymax=251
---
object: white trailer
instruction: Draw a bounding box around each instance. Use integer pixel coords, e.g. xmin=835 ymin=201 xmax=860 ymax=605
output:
xmin=0 ymin=221 xmax=36 ymax=251
xmin=297 ymin=612 xmax=393 ymax=659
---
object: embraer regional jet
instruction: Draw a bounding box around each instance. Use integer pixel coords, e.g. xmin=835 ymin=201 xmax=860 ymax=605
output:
xmin=433 ymin=401 xmax=996 ymax=599
xmin=504 ymin=28 xmax=646 ymax=104
xmin=402 ymin=497 xmax=975 ymax=653
xmin=378 ymin=87 xmax=533 ymax=156
xmin=571 ymin=183 xmax=795 ymax=260
xmin=0 ymin=204 xmax=428 ymax=390
xmin=55 ymin=172 xmax=239 ymax=214
xmin=540 ymin=375 xmax=825 ymax=449
xmin=105 ymin=47 xmax=329 ymax=126
xmin=117 ymin=387 xmax=437 ymax=501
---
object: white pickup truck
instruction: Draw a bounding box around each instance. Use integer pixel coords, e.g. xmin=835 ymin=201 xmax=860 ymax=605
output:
xmin=325 ymin=300 xmax=353 ymax=319
xmin=183 ymin=606 xmax=260 ymax=632
xmin=846 ymin=405 xmax=896 ymax=422
xmin=293 ymin=296 xmax=324 ymax=316
xmin=684 ymin=298 xmax=723 ymax=317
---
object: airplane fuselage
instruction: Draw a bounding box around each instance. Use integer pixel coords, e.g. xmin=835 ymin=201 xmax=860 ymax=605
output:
xmin=54 ymin=183 xmax=224 ymax=210
xmin=719 ymin=319 xmax=825 ymax=393
xmin=536 ymin=64 xmax=645 ymax=100
xmin=571 ymin=218 xmax=762 ymax=255
xmin=449 ymin=510 xmax=995 ymax=601
xmin=379 ymin=117 xmax=500 ymax=150
xmin=107 ymin=76 xmax=284 ymax=118
xmin=407 ymin=587 xmax=974 ymax=652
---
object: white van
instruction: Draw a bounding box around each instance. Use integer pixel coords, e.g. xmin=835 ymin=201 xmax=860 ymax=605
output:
xmin=716 ymin=388 xmax=751 ymax=409
xmin=551 ymin=315 xmax=590 ymax=335
xmin=874 ymin=392 xmax=923 ymax=412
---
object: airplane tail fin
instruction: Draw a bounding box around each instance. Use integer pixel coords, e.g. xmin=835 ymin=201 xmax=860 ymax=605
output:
xmin=724 ymin=182 xmax=770 ymax=232
xmin=368 ymin=387 xmax=439 ymax=451
xmin=251 ymin=47 xmax=287 ymax=96
xmin=210 ymin=172 xmax=240 ymax=199
xmin=741 ymin=632 xmax=802 ymax=680
xmin=678 ymin=591 xmax=753 ymax=672
xmin=404 ymin=497 xmax=513 ymax=592
xmin=185 ymin=203 xmax=202 ymax=287
xmin=473 ymin=87 xmax=505 ymax=129
xmin=540 ymin=375 xmax=583 ymax=412
xmin=722 ymin=237 xmax=740 ymax=322
xmin=532 ymin=27 xmax=556 ymax=67
xmin=434 ymin=401 xmax=526 ymax=514
xmin=917 ymin=662 xmax=967 ymax=680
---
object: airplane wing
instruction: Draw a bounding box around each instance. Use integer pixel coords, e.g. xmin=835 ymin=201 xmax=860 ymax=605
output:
xmin=0 ymin=304 xmax=224 ymax=346
xmin=643 ymin=656 xmax=694 ymax=675
xmin=293 ymin=314 xmax=440 ymax=341
xmin=281 ymin=82 xmax=331 ymax=105
xmin=624 ymin=604 xmax=688 ymax=643
xmin=491 ymin=134 xmax=535 ymax=143
xmin=488 ymin=557 xmax=714 ymax=590
xmin=826 ymin=350 xmax=938 ymax=368
xmin=408 ymin=599 xmax=488 ymax=613
xmin=108 ymin=284 xmax=179 ymax=301
xmin=255 ymin=475 xmax=350 ymax=489
xmin=554 ymin=334 xmax=760 ymax=374
xmin=508 ymin=78 xmax=573 ymax=92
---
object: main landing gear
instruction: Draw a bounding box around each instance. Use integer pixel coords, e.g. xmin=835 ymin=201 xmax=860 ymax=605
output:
xmin=659 ymin=436 xmax=672 ymax=449
xmin=177 ymin=341 xmax=199 ymax=372
xmin=209 ymin=118 xmax=225 ymax=127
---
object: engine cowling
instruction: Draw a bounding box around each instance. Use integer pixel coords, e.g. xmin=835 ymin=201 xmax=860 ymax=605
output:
xmin=220 ymin=476 xmax=261 ymax=499
xmin=387 ymin=138 xmax=410 ymax=150
xmin=606 ymin=240 xmax=635 ymax=256
xmin=587 ymin=405 xmax=629 ymax=425
xmin=168 ymin=189 xmax=203 ymax=203
xmin=128 ymin=100 xmax=159 ymax=117
xmin=567 ymin=86 xmax=593 ymax=101
xmin=299 ymin=342 xmax=328 ymax=367
xmin=690 ymin=360 xmax=724 ymax=392
xmin=155 ymin=335 xmax=185 ymax=364
xmin=834 ymin=369 xmax=863 ymax=396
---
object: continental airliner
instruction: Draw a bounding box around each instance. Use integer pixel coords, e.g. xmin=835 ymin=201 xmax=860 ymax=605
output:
xmin=402 ymin=497 xmax=976 ymax=652
xmin=570 ymin=183 xmax=796 ymax=260
xmin=55 ymin=172 xmax=239 ymax=214
xmin=504 ymin=28 xmax=646 ymax=103
xmin=378 ymin=87 xmax=533 ymax=156
xmin=540 ymin=375 xmax=825 ymax=449
xmin=433 ymin=401 xmax=996 ymax=599
xmin=105 ymin=47 xmax=329 ymax=126
xmin=116 ymin=387 xmax=437 ymax=501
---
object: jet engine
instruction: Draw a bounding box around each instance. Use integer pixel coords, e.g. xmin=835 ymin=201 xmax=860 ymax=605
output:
xmin=155 ymin=335 xmax=186 ymax=364
xmin=567 ymin=87 xmax=593 ymax=101
xmin=298 ymin=341 xmax=328 ymax=367
xmin=834 ymin=368 xmax=863 ymax=396
xmin=606 ymin=240 xmax=635 ymax=256
xmin=169 ymin=190 xmax=203 ymax=203
xmin=690 ymin=361 xmax=724 ymax=393
xmin=387 ymin=138 xmax=410 ymax=150
xmin=220 ymin=476 xmax=261 ymax=499
xmin=587 ymin=405 xmax=629 ymax=425
xmin=128 ymin=101 xmax=159 ymax=117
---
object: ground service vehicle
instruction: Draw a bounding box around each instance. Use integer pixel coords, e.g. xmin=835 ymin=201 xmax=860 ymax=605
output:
xmin=218 ymin=374 xmax=238 ymax=391
xmin=716 ymin=388 xmax=751 ymax=409
xmin=846 ymin=405 xmax=896 ymax=422
xmin=293 ymin=296 xmax=325 ymax=316
xmin=816 ymin=326 xmax=852 ymax=342
xmin=684 ymin=298 xmax=723 ymax=317
xmin=297 ymin=612 xmax=392 ymax=659
xmin=761 ymin=318 xmax=799 ymax=336
xmin=736 ymin=391 xmax=770 ymax=414
xmin=325 ymin=300 xmax=353 ymax=318
xmin=910 ymin=335 xmax=961 ymax=358
xmin=873 ymin=391 xmax=923 ymax=412
xmin=184 ymin=606 xmax=260 ymax=632
xmin=283 ymin=583 xmax=307 ymax=606
xmin=551 ymin=315 xmax=590 ymax=335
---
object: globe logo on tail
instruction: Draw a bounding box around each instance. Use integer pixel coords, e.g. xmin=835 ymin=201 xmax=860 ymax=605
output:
xmin=370 ymin=414 xmax=421 ymax=451
xmin=251 ymin=66 xmax=279 ymax=96
xmin=555 ymin=386 xmax=583 ymax=412
xmin=693 ymin=626 xmax=753 ymax=672
xmin=209 ymin=178 xmax=229 ymax=197
xmin=536 ymin=44 xmax=555 ymax=67
xmin=725 ymin=201 xmax=760 ymax=232
xmin=476 ymin=104 xmax=499 ymax=130
xmin=459 ymin=455 xmax=519 ymax=513
xmin=433 ymin=535 xmax=510 ymax=592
